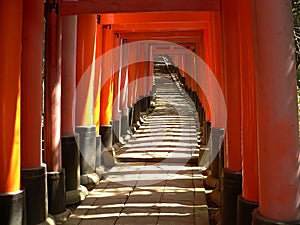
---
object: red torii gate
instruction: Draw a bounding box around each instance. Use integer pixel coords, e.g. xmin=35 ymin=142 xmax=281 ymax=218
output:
xmin=0 ymin=1 xmax=298 ymax=225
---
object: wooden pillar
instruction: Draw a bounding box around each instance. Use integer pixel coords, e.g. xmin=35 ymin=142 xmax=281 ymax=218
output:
xmin=21 ymin=0 xmax=50 ymax=223
xmin=252 ymin=0 xmax=300 ymax=223
xmin=120 ymin=39 xmax=130 ymax=139
xmin=100 ymin=24 xmax=114 ymax=154
xmin=94 ymin=15 xmax=103 ymax=135
xmin=61 ymin=6 xmax=82 ymax=204
xmin=76 ymin=14 xmax=97 ymax=174
xmin=236 ymin=1 xmax=259 ymax=224
xmin=112 ymin=32 xmax=121 ymax=144
xmin=221 ymin=0 xmax=242 ymax=224
xmin=0 ymin=1 xmax=25 ymax=224
xmin=44 ymin=1 xmax=67 ymax=216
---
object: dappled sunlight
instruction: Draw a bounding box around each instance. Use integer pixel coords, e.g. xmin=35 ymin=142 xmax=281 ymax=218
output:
xmin=65 ymin=58 xmax=210 ymax=225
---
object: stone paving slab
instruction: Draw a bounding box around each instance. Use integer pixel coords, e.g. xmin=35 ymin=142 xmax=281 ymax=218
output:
xmin=63 ymin=70 xmax=209 ymax=225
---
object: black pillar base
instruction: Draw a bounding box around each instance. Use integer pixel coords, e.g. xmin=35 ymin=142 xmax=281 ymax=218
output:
xmin=252 ymin=208 xmax=300 ymax=225
xmin=120 ymin=114 xmax=129 ymax=137
xmin=133 ymin=101 xmax=140 ymax=124
xmin=0 ymin=190 xmax=25 ymax=225
xmin=202 ymin=121 xmax=211 ymax=146
xmin=75 ymin=125 xmax=96 ymax=174
xmin=191 ymin=91 xmax=197 ymax=104
xmin=21 ymin=166 xmax=47 ymax=225
xmin=139 ymin=96 xmax=147 ymax=113
xmin=100 ymin=124 xmax=112 ymax=149
xmin=237 ymin=195 xmax=258 ymax=225
xmin=112 ymin=120 xmax=120 ymax=144
xmin=96 ymin=135 xmax=102 ymax=167
xmin=127 ymin=106 xmax=134 ymax=127
xmin=62 ymin=135 xmax=80 ymax=192
xmin=221 ymin=168 xmax=242 ymax=225
xmin=47 ymin=169 xmax=66 ymax=215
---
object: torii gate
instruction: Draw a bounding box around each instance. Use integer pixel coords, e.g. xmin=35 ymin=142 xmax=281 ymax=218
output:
xmin=0 ymin=1 xmax=298 ymax=225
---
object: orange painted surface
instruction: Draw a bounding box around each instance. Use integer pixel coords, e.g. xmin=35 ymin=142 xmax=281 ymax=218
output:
xmin=253 ymin=0 xmax=300 ymax=220
xmin=203 ymin=29 xmax=212 ymax=121
xmin=112 ymin=34 xmax=121 ymax=121
xmin=0 ymin=0 xmax=22 ymax=193
xmin=76 ymin=14 xmax=97 ymax=126
xmin=121 ymin=31 xmax=202 ymax=40
xmin=237 ymin=0 xmax=258 ymax=203
xmin=100 ymin=25 xmax=114 ymax=125
xmin=120 ymin=40 xmax=129 ymax=114
xmin=21 ymin=0 xmax=44 ymax=168
xmin=44 ymin=8 xmax=62 ymax=172
xmin=94 ymin=22 xmax=103 ymax=133
xmin=221 ymin=0 xmax=242 ymax=171
xmin=127 ymin=45 xmax=137 ymax=107
xmin=60 ymin=1 xmax=220 ymax=15
xmin=101 ymin=12 xmax=211 ymax=25
xmin=114 ymin=22 xmax=209 ymax=33
xmin=61 ymin=13 xmax=77 ymax=137
xmin=210 ymin=12 xmax=223 ymax=128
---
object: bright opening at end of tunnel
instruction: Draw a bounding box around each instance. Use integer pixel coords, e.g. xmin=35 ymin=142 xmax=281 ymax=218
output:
xmin=74 ymin=40 xmax=227 ymax=184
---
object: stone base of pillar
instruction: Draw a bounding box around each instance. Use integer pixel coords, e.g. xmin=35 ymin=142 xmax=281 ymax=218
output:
xmin=221 ymin=168 xmax=242 ymax=225
xmin=0 ymin=190 xmax=25 ymax=225
xmin=252 ymin=208 xmax=300 ymax=225
xmin=96 ymin=135 xmax=102 ymax=168
xmin=112 ymin=120 xmax=120 ymax=144
xmin=62 ymin=135 xmax=80 ymax=192
xmin=182 ymin=76 xmax=186 ymax=86
xmin=211 ymin=153 xmax=220 ymax=179
xmin=100 ymin=125 xmax=112 ymax=149
xmin=66 ymin=185 xmax=88 ymax=206
xmin=139 ymin=96 xmax=147 ymax=113
xmin=120 ymin=114 xmax=129 ymax=137
xmin=100 ymin=125 xmax=116 ymax=168
xmin=127 ymin=106 xmax=134 ymax=127
xmin=198 ymin=107 xmax=204 ymax=127
xmin=52 ymin=208 xmax=71 ymax=224
xmin=75 ymin=125 xmax=96 ymax=175
xmin=47 ymin=170 xmax=66 ymax=216
xmin=191 ymin=91 xmax=197 ymax=104
xmin=202 ymin=121 xmax=211 ymax=146
xmin=80 ymin=173 xmax=100 ymax=190
xmin=102 ymin=147 xmax=117 ymax=169
xmin=237 ymin=195 xmax=258 ymax=225
xmin=133 ymin=101 xmax=140 ymax=124
xmin=21 ymin=166 xmax=47 ymax=225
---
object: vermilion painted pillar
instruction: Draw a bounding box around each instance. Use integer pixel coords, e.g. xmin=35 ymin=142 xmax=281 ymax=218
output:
xmin=21 ymin=0 xmax=50 ymax=223
xmin=127 ymin=43 xmax=137 ymax=128
xmin=133 ymin=44 xmax=143 ymax=124
xmin=221 ymin=0 xmax=242 ymax=224
xmin=252 ymin=0 xmax=300 ymax=224
xmin=94 ymin=16 xmax=103 ymax=135
xmin=94 ymin=17 xmax=103 ymax=168
xmin=236 ymin=1 xmax=259 ymax=224
xmin=44 ymin=2 xmax=68 ymax=217
xmin=0 ymin=1 xmax=25 ymax=224
xmin=120 ymin=39 xmax=130 ymax=140
xmin=100 ymin=24 xmax=115 ymax=163
xmin=76 ymin=14 xmax=97 ymax=175
xmin=61 ymin=7 xmax=82 ymax=205
xmin=112 ymin=32 xmax=121 ymax=144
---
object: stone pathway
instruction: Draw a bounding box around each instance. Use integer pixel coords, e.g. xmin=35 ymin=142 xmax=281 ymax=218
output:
xmin=63 ymin=62 xmax=209 ymax=225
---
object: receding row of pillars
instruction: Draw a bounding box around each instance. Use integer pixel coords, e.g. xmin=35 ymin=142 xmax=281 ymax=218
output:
xmin=0 ymin=0 xmax=299 ymax=225
xmin=0 ymin=1 xmax=154 ymax=225
xmin=171 ymin=0 xmax=300 ymax=225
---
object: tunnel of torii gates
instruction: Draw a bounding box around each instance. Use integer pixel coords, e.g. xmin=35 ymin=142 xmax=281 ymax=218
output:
xmin=0 ymin=0 xmax=299 ymax=225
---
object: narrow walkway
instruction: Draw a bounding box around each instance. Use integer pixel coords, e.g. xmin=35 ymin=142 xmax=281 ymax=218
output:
xmin=64 ymin=63 xmax=209 ymax=225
